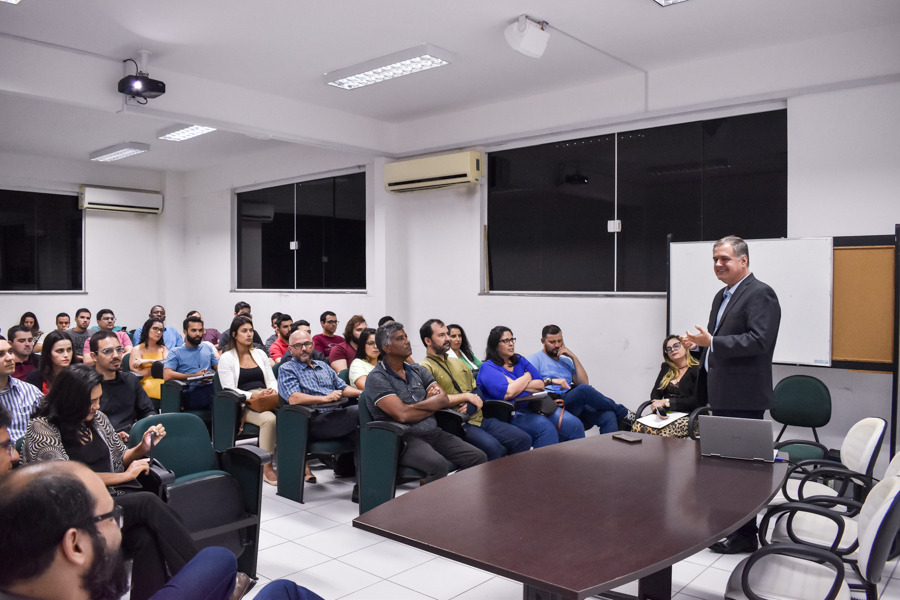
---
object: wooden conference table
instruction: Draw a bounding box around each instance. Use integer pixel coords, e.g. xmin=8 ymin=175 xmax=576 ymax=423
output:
xmin=353 ymin=432 xmax=788 ymax=600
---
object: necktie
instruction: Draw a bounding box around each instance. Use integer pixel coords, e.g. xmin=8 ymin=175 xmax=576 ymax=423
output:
xmin=706 ymin=288 xmax=732 ymax=371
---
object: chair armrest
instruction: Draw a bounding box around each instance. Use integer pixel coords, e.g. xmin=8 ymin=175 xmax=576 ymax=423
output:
xmin=217 ymin=389 xmax=246 ymax=403
xmin=482 ymin=400 xmax=515 ymax=422
xmin=280 ymin=399 xmax=348 ymax=419
xmin=635 ymin=401 xmax=653 ymax=418
xmin=775 ymin=438 xmax=829 ymax=456
xmin=687 ymin=405 xmax=711 ymax=441
xmin=137 ymin=461 xmax=176 ymax=499
xmin=150 ymin=361 xmax=165 ymax=380
xmin=759 ymin=501 xmax=848 ymax=554
xmin=366 ymin=421 xmax=410 ymax=436
xmin=741 ymin=543 xmax=844 ymax=600
xmin=220 ymin=445 xmax=271 ymax=517
xmin=160 ymin=380 xmax=186 ymax=414
xmin=434 ymin=408 xmax=468 ymax=437
xmin=797 ymin=468 xmax=872 ymax=515
xmin=804 ymin=495 xmax=864 ymax=515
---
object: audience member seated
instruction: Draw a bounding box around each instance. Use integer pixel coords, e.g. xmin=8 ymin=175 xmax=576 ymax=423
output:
xmin=0 ymin=338 xmax=43 ymax=442
xmin=348 ymin=328 xmax=379 ymax=390
xmin=0 ymin=461 xmax=324 ymax=600
xmin=313 ymin=311 xmax=343 ymax=358
xmin=131 ymin=305 xmax=185 ymax=350
xmin=278 ymin=329 xmax=361 ymax=485
xmin=163 ymin=316 xmax=218 ymax=410
xmin=280 ymin=321 xmax=327 ymax=364
xmin=477 ymin=326 xmax=585 ymax=448
xmin=366 ymin=321 xmax=487 ymax=483
xmin=447 ymin=323 xmax=482 ymax=373
xmin=377 ymin=316 xmax=394 ymax=327
xmin=631 ymin=334 xmax=701 ymax=438
xmin=1 ymin=404 xmax=20 ymax=473
xmin=268 ymin=313 xmax=293 ymax=363
xmin=25 ymin=330 xmax=72 ymax=393
xmin=219 ymin=315 xmax=279 ymax=485
xmin=528 ymin=325 xmax=635 ymax=434
xmin=420 ymin=319 xmax=531 ymax=461
xmin=130 ymin=318 xmax=170 ymax=401
xmin=18 ymin=311 xmax=44 ymax=353
xmin=68 ymin=307 xmax=92 ymax=362
xmin=186 ymin=310 xmax=221 ymax=347
xmin=8 ymin=325 xmax=40 ymax=381
xmin=265 ymin=311 xmax=282 ymax=352
xmin=20 ymin=365 xmax=205 ymax=600
xmin=92 ymin=331 xmax=157 ymax=442
xmin=82 ymin=309 xmax=132 ymax=366
xmin=328 ymin=314 xmax=367 ymax=373
xmin=218 ymin=302 xmax=264 ymax=351
xmin=55 ymin=311 xmax=70 ymax=331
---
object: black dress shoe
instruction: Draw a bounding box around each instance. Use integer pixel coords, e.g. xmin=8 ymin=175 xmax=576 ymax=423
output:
xmin=709 ymin=533 xmax=758 ymax=554
xmin=351 ymin=484 xmax=359 ymax=504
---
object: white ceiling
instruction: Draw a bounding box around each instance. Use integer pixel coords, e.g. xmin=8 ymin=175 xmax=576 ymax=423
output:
xmin=1 ymin=0 xmax=899 ymax=171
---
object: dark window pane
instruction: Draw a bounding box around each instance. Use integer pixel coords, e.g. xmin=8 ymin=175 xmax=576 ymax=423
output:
xmin=237 ymin=184 xmax=294 ymax=289
xmin=332 ymin=173 xmax=366 ymax=289
xmin=701 ymin=110 xmax=787 ymax=241
xmin=295 ymin=178 xmax=333 ymax=289
xmin=488 ymin=135 xmax=616 ymax=291
xmin=617 ymin=124 xmax=703 ymax=292
xmin=0 ymin=190 xmax=82 ymax=291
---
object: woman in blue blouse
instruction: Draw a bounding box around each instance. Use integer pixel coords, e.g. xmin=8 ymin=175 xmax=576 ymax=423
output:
xmin=476 ymin=326 xmax=585 ymax=448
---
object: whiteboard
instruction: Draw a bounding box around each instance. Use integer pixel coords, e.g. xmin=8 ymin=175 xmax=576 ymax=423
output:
xmin=669 ymin=238 xmax=833 ymax=367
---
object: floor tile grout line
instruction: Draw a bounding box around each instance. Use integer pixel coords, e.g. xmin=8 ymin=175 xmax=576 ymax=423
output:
xmin=445 ymin=576 xmax=503 ymax=600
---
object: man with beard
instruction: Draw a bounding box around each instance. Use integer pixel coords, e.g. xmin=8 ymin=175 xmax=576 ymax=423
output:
xmin=131 ymin=306 xmax=184 ymax=350
xmin=163 ymin=316 xmax=218 ymax=410
xmin=68 ymin=309 xmax=92 ymax=362
xmin=0 ymin=461 xmax=325 ymax=600
xmin=267 ymin=314 xmax=293 ymax=363
xmin=92 ymin=331 xmax=156 ymax=443
xmin=327 ymin=315 xmax=368 ymax=373
xmin=527 ymin=325 xmax=635 ymax=434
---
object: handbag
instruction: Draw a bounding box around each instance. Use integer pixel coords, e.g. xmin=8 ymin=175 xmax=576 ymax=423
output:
xmin=246 ymin=393 xmax=279 ymax=413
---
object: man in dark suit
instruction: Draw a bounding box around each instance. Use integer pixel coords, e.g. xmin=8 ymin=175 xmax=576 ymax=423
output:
xmin=683 ymin=235 xmax=781 ymax=554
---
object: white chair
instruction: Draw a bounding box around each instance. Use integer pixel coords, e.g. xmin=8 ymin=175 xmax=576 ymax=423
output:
xmin=770 ymin=417 xmax=885 ymax=509
xmin=726 ymin=474 xmax=900 ymax=600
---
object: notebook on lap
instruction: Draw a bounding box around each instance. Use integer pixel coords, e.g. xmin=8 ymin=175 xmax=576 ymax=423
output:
xmin=699 ymin=415 xmax=775 ymax=462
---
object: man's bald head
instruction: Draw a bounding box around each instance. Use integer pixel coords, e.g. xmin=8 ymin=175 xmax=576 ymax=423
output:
xmin=288 ymin=329 xmax=314 ymax=364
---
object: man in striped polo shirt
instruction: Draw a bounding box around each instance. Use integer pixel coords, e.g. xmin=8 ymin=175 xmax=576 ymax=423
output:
xmin=0 ymin=339 xmax=43 ymax=442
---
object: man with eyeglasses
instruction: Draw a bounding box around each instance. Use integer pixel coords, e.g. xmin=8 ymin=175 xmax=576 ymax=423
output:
xmin=7 ymin=325 xmax=40 ymax=381
xmin=528 ymin=325 xmax=636 ymax=434
xmin=0 ymin=405 xmax=20 ymax=473
xmin=92 ymin=331 xmax=156 ymax=443
xmin=313 ymin=311 xmax=343 ymax=359
xmin=164 ymin=316 xmax=218 ymax=411
xmin=0 ymin=339 xmax=43 ymax=443
xmin=82 ymin=309 xmax=132 ymax=367
xmin=131 ymin=306 xmax=185 ymax=350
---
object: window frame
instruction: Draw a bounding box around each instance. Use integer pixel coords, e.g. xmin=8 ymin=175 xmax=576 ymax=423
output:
xmin=231 ymin=166 xmax=368 ymax=294
xmin=480 ymin=100 xmax=787 ymax=298
xmin=0 ymin=185 xmax=86 ymax=294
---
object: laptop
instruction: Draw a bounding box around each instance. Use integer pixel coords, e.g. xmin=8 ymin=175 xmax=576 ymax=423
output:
xmin=699 ymin=415 xmax=775 ymax=462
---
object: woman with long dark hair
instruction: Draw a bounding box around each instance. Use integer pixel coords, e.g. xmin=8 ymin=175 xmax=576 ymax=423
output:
xmin=18 ymin=311 xmax=43 ymax=353
xmin=25 ymin=330 xmax=72 ymax=393
xmin=348 ymin=327 xmax=379 ymax=390
xmin=130 ymin=317 xmax=169 ymax=400
xmin=22 ymin=364 xmax=199 ymax=600
xmin=448 ymin=324 xmax=482 ymax=372
xmin=632 ymin=334 xmax=701 ymax=438
xmin=476 ymin=326 xmax=585 ymax=448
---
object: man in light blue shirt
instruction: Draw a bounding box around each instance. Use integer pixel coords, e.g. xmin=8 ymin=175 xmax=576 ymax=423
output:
xmin=528 ymin=325 xmax=634 ymax=434
xmin=0 ymin=339 xmax=43 ymax=441
xmin=163 ymin=316 xmax=217 ymax=410
xmin=132 ymin=305 xmax=184 ymax=350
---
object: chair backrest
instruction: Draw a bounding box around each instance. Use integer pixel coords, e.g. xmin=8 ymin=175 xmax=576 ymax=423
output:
xmin=131 ymin=413 xmax=218 ymax=478
xmin=358 ymin=390 xmax=372 ymax=426
xmin=272 ymin=361 xmax=280 ymax=378
xmin=884 ymin=452 xmax=900 ymax=479
xmin=338 ymin=369 xmax=349 ymax=385
xmin=858 ymin=477 xmax=900 ymax=583
xmin=213 ymin=372 xmax=222 ymax=395
xmin=841 ymin=417 xmax=886 ymax=475
xmin=771 ymin=375 xmax=831 ymax=428
xmin=121 ymin=353 xmax=131 ymax=373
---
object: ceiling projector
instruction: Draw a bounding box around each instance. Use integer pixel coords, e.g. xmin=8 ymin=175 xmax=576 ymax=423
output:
xmin=118 ymin=74 xmax=166 ymax=99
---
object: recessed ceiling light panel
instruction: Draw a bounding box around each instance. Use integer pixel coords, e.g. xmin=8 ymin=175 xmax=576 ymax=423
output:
xmin=157 ymin=124 xmax=216 ymax=141
xmin=324 ymin=44 xmax=453 ymax=90
xmin=0 ymin=0 xmax=23 ymax=4
xmin=653 ymin=0 xmax=690 ymax=5
xmin=90 ymin=142 xmax=150 ymax=162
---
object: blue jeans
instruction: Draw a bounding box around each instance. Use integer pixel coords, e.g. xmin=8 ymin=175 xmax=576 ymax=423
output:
xmin=151 ymin=547 xmax=324 ymax=600
xmin=512 ymin=408 xmax=585 ymax=448
xmin=463 ymin=417 xmax=533 ymax=460
xmin=182 ymin=382 xmax=214 ymax=410
xmin=560 ymin=385 xmax=628 ymax=434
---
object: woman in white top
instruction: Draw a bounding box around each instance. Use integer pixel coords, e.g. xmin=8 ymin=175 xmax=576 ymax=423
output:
xmin=217 ymin=315 xmax=279 ymax=485
xmin=348 ymin=328 xmax=379 ymax=390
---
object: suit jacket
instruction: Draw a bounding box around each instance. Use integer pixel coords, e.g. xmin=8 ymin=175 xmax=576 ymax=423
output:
xmin=698 ymin=273 xmax=781 ymax=411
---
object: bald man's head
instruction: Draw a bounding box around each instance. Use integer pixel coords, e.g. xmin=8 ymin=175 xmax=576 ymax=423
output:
xmin=288 ymin=329 xmax=314 ymax=363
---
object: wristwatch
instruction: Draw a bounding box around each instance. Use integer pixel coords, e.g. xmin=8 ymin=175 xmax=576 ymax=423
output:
xmin=665 ymin=399 xmax=670 ymax=408
xmin=544 ymin=377 xmax=553 ymax=386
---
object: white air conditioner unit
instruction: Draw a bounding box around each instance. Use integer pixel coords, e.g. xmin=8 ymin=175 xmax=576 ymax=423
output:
xmin=240 ymin=203 xmax=275 ymax=223
xmin=384 ymin=151 xmax=482 ymax=193
xmin=78 ymin=185 xmax=163 ymax=214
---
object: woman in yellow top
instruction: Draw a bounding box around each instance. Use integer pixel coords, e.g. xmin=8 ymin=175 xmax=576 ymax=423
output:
xmin=130 ymin=318 xmax=168 ymax=400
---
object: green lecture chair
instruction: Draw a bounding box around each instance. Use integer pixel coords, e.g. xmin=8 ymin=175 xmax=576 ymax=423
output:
xmin=771 ymin=375 xmax=833 ymax=463
xmin=160 ymin=376 xmax=213 ymax=430
xmin=121 ymin=352 xmax=131 ymax=373
xmin=129 ymin=413 xmax=269 ymax=578
xmin=338 ymin=369 xmax=350 ymax=385
xmin=211 ymin=372 xmax=262 ymax=452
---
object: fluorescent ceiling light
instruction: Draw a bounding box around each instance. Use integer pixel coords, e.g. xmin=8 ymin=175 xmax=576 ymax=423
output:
xmin=157 ymin=124 xmax=216 ymax=141
xmin=653 ymin=0 xmax=690 ymax=5
xmin=0 ymin=0 xmax=23 ymax=4
xmin=324 ymin=44 xmax=453 ymax=90
xmin=89 ymin=142 xmax=150 ymax=162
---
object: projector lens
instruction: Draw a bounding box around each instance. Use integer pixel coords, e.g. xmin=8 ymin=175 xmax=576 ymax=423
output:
xmin=133 ymin=80 xmax=142 ymax=90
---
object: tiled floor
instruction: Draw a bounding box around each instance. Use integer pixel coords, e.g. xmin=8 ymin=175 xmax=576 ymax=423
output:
xmin=250 ymin=463 xmax=900 ymax=600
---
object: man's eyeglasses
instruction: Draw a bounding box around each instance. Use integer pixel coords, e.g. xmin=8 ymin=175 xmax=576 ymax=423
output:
xmin=100 ymin=317 xmax=117 ymax=323
xmin=98 ymin=347 xmax=127 ymax=356
xmin=324 ymin=320 xmax=339 ymax=325
xmin=89 ymin=505 xmax=124 ymax=529
xmin=665 ymin=342 xmax=682 ymax=354
xmin=289 ymin=342 xmax=314 ymax=350
xmin=0 ymin=439 xmax=15 ymax=457
xmin=499 ymin=338 xmax=516 ymax=345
